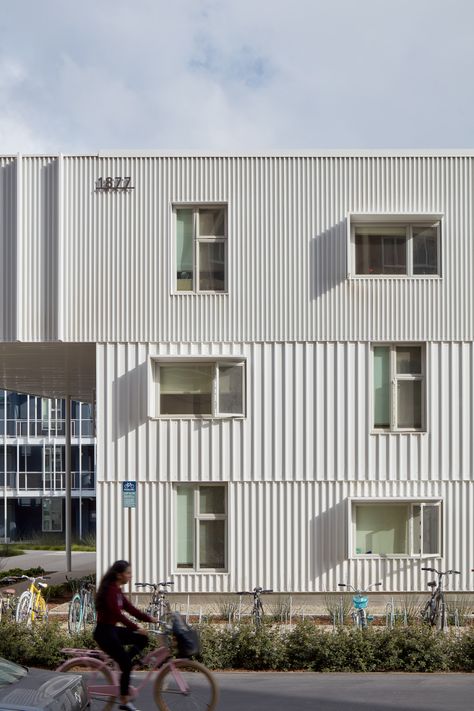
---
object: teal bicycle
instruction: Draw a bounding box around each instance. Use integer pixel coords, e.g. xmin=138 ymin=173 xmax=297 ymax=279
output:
xmin=338 ymin=581 xmax=382 ymax=628
xmin=68 ymin=576 xmax=96 ymax=634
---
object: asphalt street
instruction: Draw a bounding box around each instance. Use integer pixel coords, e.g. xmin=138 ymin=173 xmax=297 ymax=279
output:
xmin=115 ymin=671 xmax=474 ymax=711
xmin=0 ymin=549 xmax=96 ymax=590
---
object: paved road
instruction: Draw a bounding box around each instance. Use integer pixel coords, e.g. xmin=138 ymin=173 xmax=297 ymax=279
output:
xmin=120 ymin=671 xmax=473 ymax=711
xmin=0 ymin=549 xmax=95 ymax=590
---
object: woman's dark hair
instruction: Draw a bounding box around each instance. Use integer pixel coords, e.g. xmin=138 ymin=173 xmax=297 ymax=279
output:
xmin=95 ymin=560 xmax=130 ymax=612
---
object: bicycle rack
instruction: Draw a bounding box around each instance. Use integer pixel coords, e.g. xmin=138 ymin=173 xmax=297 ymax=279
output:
xmin=385 ymin=598 xmax=395 ymax=629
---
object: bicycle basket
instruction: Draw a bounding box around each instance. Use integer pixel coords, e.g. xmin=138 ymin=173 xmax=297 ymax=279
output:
xmin=353 ymin=595 xmax=368 ymax=609
xmin=172 ymin=612 xmax=201 ymax=658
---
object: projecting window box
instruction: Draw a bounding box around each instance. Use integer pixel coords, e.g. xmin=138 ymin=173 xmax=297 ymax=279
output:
xmin=347 ymin=213 xmax=443 ymax=278
xmin=148 ymin=357 xmax=246 ymax=419
xmin=347 ymin=498 xmax=442 ymax=559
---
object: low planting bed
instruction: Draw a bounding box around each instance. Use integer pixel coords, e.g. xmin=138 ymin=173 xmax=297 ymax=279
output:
xmin=0 ymin=618 xmax=472 ymax=672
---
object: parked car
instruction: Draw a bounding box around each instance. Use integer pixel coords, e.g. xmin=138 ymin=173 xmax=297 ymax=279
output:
xmin=0 ymin=656 xmax=88 ymax=710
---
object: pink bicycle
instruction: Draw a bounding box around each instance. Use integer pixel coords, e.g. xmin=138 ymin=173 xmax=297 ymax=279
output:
xmin=56 ymin=630 xmax=218 ymax=711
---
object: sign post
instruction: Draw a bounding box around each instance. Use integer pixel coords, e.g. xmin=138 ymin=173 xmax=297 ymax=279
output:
xmin=122 ymin=481 xmax=137 ymax=593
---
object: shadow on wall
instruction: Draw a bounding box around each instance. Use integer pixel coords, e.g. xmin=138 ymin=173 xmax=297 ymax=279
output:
xmin=309 ymin=498 xmax=347 ymax=583
xmin=310 ymin=219 xmax=348 ymax=299
xmin=113 ymin=360 xmax=149 ymax=439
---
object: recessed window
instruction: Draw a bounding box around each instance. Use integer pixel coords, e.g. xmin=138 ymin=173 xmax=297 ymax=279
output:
xmin=352 ymin=501 xmax=441 ymax=557
xmin=373 ymin=345 xmax=424 ymax=431
xmin=176 ymin=485 xmax=227 ymax=570
xmin=156 ymin=361 xmax=245 ymax=417
xmin=175 ymin=205 xmax=227 ymax=292
xmin=352 ymin=220 xmax=440 ymax=276
xmin=42 ymin=497 xmax=63 ymax=532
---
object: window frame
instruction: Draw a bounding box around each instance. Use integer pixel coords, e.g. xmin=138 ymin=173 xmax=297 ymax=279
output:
xmin=348 ymin=498 xmax=443 ymax=559
xmin=372 ymin=343 xmax=425 ymax=433
xmin=150 ymin=357 xmax=246 ymax=419
xmin=347 ymin=213 xmax=443 ymax=278
xmin=172 ymin=203 xmax=228 ymax=294
xmin=174 ymin=484 xmax=228 ymax=573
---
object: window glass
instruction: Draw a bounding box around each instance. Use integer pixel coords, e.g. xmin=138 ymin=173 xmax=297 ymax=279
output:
xmin=396 ymin=346 xmax=422 ymax=374
xmin=199 ymin=208 xmax=225 ymax=237
xmin=413 ymin=225 xmax=438 ymax=275
xmin=0 ymin=657 xmax=28 ymax=688
xmin=373 ymin=347 xmax=390 ymax=427
xmin=355 ymin=226 xmax=406 ymax=274
xmin=355 ymin=504 xmax=409 ymax=555
xmin=199 ymin=486 xmax=225 ymax=514
xmin=423 ymin=505 xmax=440 ymax=555
xmin=176 ymin=209 xmax=194 ymax=291
xmin=42 ymin=498 xmax=62 ymax=532
xmin=177 ymin=487 xmax=194 ymax=568
xmin=397 ymin=380 xmax=422 ymax=428
xmin=218 ymin=364 xmax=243 ymax=414
xmin=198 ymin=242 xmax=226 ymax=291
xmin=160 ymin=364 xmax=213 ymax=415
xmin=199 ymin=520 xmax=225 ymax=568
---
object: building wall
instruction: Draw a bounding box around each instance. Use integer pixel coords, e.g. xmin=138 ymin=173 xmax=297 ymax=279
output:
xmin=0 ymin=153 xmax=473 ymax=343
xmin=97 ymin=479 xmax=473 ymax=594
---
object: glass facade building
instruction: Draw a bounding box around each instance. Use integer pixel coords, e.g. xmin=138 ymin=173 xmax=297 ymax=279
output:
xmin=0 ymin=391 xmax=96 ymax=541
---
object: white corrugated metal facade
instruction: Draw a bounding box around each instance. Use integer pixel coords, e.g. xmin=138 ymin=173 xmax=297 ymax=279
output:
xmin=1 ymin=152 xmax=473 ymax=593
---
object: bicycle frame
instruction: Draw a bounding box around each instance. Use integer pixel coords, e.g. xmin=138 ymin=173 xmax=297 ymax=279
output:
xmin=18 ymin=575 xmax=48 ymax=622
xmin=62 ymin=638 xmax=193 ymax=701
xmin=236 ymin=586 xmax=273 ymax=626
xmin=421 ymin=567 xmax=460 ymax=629
xmin=136 ymin=580 xmax=173 ymax=629
xmin=338 ymin=582 xmax=382 ymax=628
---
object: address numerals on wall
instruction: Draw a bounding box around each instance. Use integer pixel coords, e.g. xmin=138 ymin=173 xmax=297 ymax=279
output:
xmin=95 ymin=177 xmax=135 ymax=192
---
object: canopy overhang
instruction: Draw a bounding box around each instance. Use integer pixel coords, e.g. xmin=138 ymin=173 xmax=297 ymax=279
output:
xmin=0 ymin=343 xmax=96 ymax=402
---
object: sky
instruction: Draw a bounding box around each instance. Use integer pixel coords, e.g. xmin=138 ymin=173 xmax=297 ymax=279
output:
xmin=1 ymin=0 xmax=473 ymax=152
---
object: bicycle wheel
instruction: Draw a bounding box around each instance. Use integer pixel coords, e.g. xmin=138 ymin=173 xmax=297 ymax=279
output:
xmin=68 ymin=594 xmax=82 ymax=634
xmin=437 ymin=595 xmax=447 ymax=631
xmin=58 ymin=658 xmax=116 ymax=711
xmin=84 ymin=599 xmax=96 ymax=627
xmin=16 ymin=591 xmax=32 ymax=625
xmin=154 ymin=659 xmax=219 ymax=711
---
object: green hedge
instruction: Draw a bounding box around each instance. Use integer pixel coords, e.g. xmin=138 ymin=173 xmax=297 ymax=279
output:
xmin=198 ymin=621 xmax=474 ymax=673
xmin=0 ymin=619 xmax=472 ymax=672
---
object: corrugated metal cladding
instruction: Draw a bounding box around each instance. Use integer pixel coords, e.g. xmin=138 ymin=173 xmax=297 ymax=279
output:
xmin=97 ymin=480 xmax=474 ymax=593
xmin=97 ymin=341 xmax=474 ymax=484
xmin=2 ymin=152 xmax=474 ymax=342
xmin=0 ymin=158 xmax=17 ymax=340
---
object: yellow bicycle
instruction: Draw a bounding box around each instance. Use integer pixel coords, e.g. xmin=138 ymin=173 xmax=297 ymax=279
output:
xmin=15 ymin=575 xmax=49 ymax=625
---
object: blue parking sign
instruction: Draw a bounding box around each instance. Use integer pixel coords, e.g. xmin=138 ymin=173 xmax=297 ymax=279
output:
xmin=122 ymin=481 xmax=137 ymax=507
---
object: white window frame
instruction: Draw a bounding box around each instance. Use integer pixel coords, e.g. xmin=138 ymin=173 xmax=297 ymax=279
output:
xmin=372 ymin=343 xmax=425 ymax=432
xmin=175 ymin=484 xmax=228 ymax=573
xmin=347 ymin=213 xmax=443 ymax=278
xmin=348 ymin=498 xmax=442 ymax=559
xmin=150 ymin=357 xmax=246 ymax=419
xmin=172 ymin=204 xmax=228 ymax=293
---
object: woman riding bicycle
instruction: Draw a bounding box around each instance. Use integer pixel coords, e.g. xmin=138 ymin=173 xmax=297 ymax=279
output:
xmin=94 ymin=559 xmax=157 ymax=711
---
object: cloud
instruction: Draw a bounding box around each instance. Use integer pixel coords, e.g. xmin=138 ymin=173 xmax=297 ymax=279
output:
xmin=0 ymin=0 xmax=474 ymax=152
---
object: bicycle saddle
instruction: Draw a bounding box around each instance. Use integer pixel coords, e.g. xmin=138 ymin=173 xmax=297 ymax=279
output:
xmin=427 ymin=581 xmax=437 ymax=587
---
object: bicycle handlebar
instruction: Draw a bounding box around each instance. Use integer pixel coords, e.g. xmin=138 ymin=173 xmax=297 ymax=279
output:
xmin=136 ymin=581 xmax=174 ymax=589
xmin=338 ymin=582 xmax=382 ymax=593
xmin=236 ymin=588 xmax=273 ymax=595
xmin=421 ymin=568 xmax=460 ymax=575
xmin=21 ymin=575 xmax=49 ymax=582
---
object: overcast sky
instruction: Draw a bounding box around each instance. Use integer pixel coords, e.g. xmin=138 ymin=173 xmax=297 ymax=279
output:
xmin=1 ymin=0 xmax=473 ymax=152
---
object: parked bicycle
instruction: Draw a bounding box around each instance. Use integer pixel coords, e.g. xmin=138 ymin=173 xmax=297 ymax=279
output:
xmin=338 ymin=582 xmax=382 ymax=628
xmin=15 ymin=574 xmax=49 ymax=625
xmin=68 ymin=575 xmax=96 ymax=634
xmin=421 ymin=567 xmax=460 ymax=630
xmin=0 ymin=577 xmax=18 ymax=621
xmin=57 ymin=614 xmax=218 ymax=710
xmin=135 ymin=579 xmax=173 ymax=631
xmin=236 ymin=586 xmax=273 ymax=627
